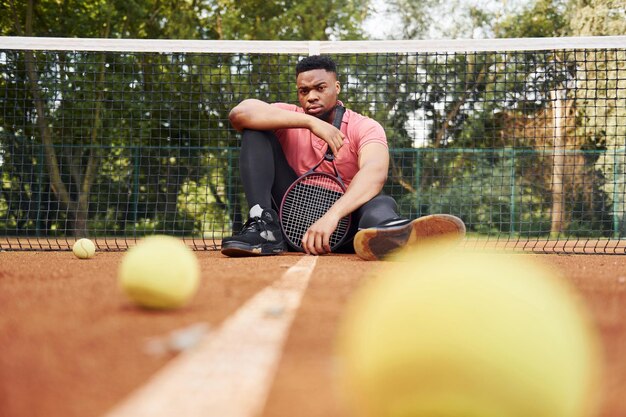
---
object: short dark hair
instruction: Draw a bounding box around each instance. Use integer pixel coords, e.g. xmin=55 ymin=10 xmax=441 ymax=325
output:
xmin=295 ymin=55 xmax=337 ymax=76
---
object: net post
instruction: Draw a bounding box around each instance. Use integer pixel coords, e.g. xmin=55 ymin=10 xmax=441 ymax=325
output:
xmin=132 ymin=145 xmax=140 ymax=232
xmin=613 ymin=148 xmax=622 ymax=239
xmin=510 ymin=148 xmax=516 ymax=236
xmin=414 ymin=149 xmax=421 ymax=217
xmin=36 ymin=142 xmax=45 ymax=238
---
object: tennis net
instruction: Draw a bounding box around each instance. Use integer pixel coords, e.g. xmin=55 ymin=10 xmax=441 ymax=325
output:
xmin=1 ymin=36 xmax=625 ymax=253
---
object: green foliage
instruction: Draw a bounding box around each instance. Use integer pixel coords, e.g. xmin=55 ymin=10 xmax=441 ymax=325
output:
xmin=0 ymin=0 xmax=623 ymax=242
xmin=2 ymin=0 xmax=215 ymax=38
xmin=494 ymin=0 xmax=568 ymax=38
xmin=0 ymin=0 xmax=372 ymax=237
xmin=385 ymin=0 xmax=621 ymax=41
xmin=562 ymin=0 xmax=626 ymax=232
xmin=566 ymin=0 xmax=626 ymax=36
xmin=401 ymin=149 xmax=613 ymax=238
xmin=381 ymin=0 xmax=624 ymax=239
xmin=215 ymin=0 xmax=369 ymax=40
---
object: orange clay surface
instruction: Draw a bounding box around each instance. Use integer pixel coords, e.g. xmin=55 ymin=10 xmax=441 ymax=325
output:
xmin=0 ymin=251 xmax=625 ymax=417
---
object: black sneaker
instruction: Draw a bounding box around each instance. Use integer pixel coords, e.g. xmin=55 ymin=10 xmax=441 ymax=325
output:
xmin=354 ymin=214 xmax=466 ymax=261
xmin=221 ymin=207 xmax=286 ymax=257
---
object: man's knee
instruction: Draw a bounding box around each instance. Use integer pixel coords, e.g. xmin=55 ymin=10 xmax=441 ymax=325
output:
xmin=361 ymin=194 xmax=398 ymax=213
xmin=357 ymin=194 xmax=399 ymax=229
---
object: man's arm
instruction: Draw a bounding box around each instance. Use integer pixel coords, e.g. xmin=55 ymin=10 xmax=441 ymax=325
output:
xmin=301 ymin=142 xmax=389 ymax=255
xmin=229 ymin=99 xmax=345 ymax=154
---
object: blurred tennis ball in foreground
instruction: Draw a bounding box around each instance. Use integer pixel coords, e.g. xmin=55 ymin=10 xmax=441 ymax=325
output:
xmin=119 ymin=235 xmax=200 ymax=309
xmin=336 ymin=244 xmax=603 ymax=417
xmin=72 ymin=238 xmax=96 ymax=259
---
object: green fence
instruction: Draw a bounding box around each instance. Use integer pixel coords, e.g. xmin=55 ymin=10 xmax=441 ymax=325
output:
xmin=2 ymin=143 xmax=625 ymax=252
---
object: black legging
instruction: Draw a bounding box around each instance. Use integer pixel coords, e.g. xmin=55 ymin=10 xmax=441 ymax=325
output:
xmin=239 ymin=129 xmax=400 ymax=252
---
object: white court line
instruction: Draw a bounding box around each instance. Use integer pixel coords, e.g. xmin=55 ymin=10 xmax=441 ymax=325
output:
xmin=103 ymin=256 xmax=318 ymax=417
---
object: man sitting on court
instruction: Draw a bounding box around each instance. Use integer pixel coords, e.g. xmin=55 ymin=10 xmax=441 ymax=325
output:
xmin=221 ymin=55 xmax=465 ymax=260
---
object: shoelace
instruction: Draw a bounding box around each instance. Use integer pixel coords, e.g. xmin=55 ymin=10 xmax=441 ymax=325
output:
xmin=239 ymin=216 xmax=269 ymax=235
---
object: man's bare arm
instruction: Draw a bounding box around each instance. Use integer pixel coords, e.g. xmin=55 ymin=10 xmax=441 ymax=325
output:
xmin=229 ymin=99 xmax=345 ymax=154
xmin=326 ymin=142 xmax=389 ymax=220
xmin=301 ymin=142 xmax=389 ymax=255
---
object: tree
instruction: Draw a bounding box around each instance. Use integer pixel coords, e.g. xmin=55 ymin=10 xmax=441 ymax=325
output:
xmin=0 ymin=0 xmax=372 ymax=239
xmin=377 ymin=0 xmax=620 ymax=237
xmin=481 ymin=0 xmax=620 ymax=236
xmin=564 ymin=0 xmax=626 ymax=235
xmin=213 ymin=0 xmax=368 ymax=40
xmin=565 ymin=0 xmax=626 ymax=36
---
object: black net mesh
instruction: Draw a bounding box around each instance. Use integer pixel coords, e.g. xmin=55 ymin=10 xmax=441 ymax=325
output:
xmin=1 ymin=41 xmax=625 ymax=252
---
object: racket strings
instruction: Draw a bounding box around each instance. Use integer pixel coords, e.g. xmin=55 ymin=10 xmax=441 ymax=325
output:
xmin=281 ymin=174 xmax=350 ymax=249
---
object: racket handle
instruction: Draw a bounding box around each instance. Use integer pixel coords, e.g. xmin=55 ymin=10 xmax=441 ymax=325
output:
xmin=324 ymin=105 xmax=346 ymax=159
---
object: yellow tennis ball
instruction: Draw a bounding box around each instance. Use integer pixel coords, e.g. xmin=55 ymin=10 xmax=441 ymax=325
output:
xmin=336 ymin=245 xmax=603 ymax=417
xmin=119 ymin=235 xmax=200 ymax=309
xmin=72 ymin=238 xmax=96 ymax=259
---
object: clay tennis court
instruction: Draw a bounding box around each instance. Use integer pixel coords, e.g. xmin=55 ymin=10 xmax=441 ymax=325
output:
xmin=0 ymin=247 xmax=624 ymax=417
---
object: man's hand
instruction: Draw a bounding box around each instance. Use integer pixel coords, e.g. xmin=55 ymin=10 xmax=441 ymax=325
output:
xmin=309 ymin=118 xmax=345 ymax=155
xmin=301 ymin=213 xmax=341 ymax=255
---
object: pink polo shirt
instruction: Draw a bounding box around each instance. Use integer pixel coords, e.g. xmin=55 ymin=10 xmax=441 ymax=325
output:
xmin=271 ymin=102 xmax=387 ymax=187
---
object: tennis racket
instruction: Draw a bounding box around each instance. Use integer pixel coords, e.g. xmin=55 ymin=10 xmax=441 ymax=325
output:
xmin=279 ymin=105 xmax=351 ymax=252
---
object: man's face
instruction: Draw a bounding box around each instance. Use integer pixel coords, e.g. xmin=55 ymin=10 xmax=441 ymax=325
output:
xmin=296 ymin=69 xmax=340 ymax=121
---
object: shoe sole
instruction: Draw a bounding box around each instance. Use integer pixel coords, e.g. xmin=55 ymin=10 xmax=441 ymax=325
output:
xmin=220 ymin=241 xmax=286 ymax=257
xmin=354 ymin=214 xmax=466 ymax=261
